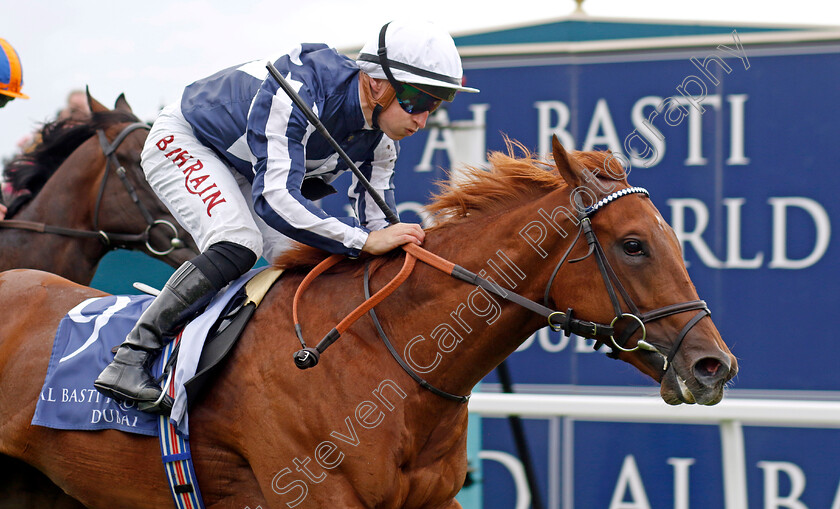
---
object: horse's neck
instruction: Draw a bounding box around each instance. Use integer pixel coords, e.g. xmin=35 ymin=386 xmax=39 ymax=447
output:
xmin=0 ymin=141 xmax=106 ymax=282
xmin=226 ymin=190 xmax=579 ymax=491
xmin=23 ymin=141 xmax=102 ymax=225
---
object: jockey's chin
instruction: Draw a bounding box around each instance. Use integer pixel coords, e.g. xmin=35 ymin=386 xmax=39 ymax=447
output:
xmin=377 ymin=105 xmax=430 ymax=141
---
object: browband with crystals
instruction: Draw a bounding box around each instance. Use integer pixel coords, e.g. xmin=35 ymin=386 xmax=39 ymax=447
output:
xmin=584 ymin=187 xmax=649 ymax=216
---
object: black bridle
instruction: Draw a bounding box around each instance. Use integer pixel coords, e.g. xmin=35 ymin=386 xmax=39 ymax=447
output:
xmin=364 ymin=186 xmax=710 ymax=403
xmin=541 ymin=187 xmax=710 ymax=370
xmin=0 ymin=122 xmax=185 ymax=255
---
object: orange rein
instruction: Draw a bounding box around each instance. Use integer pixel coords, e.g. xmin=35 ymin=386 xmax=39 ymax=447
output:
xmin=290 ymin=243 xmax=456 ymax=368
xmin=291 ymin=253 xmax=344 ymax=329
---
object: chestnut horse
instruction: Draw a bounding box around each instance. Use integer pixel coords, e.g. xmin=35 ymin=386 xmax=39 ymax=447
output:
xmin=0 ymin=137 xmax=736 ymax=508
xmin=0 ymin=93 xmax=197 ymax=284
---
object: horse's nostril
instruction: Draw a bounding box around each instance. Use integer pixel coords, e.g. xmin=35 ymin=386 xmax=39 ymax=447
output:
xmin=694 ymin=357 xmax=723 ymax=380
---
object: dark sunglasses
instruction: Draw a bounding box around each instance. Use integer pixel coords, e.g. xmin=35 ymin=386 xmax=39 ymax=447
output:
xmin=395 ymin=83 xmax=442 ymax=114
xmin=371 ymin=22 xmax=457 ymax=116
xmin=0 ymin=94 xmax=13 ymax=108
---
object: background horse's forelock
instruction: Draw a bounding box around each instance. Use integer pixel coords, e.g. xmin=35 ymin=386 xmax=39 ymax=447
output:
xmin=3 ymin=110 xmax=142 ymax=217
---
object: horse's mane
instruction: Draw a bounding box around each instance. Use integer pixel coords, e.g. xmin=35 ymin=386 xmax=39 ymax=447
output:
xmin=273 ymin=138 xmax=624 ymax=270
xmin=273 ymin=243 xmax=402 ymax=276
xmin=2 ymin=109 xmax=142 ymax=217
xmin=424 ymin=138 xmax=560 ymax=229
xmin=426 ymin=138 xmax=625 ymax=229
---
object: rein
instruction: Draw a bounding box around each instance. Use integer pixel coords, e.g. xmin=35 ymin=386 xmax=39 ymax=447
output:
xmin=291 ymin=186 xmax=711 ymax=402
xmin=0 ymin=122 xmax=184 ymax=255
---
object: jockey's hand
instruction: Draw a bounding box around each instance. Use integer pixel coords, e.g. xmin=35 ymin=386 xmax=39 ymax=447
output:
xmin=362 ymin=223 xmax=424 ymax=255
xmin=0 ymin=203 xmax=6 ymax=220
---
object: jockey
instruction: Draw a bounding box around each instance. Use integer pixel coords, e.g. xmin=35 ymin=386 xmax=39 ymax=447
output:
xmin=0 ymin=38 xmax=28 ymax=109
xmin=95 ymin=20 xmax=479 ymax=413
xmin=0 ymin=37 xmax=29 ymax=219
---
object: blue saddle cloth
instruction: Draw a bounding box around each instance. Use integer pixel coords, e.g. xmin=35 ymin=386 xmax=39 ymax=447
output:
xmin=31 ymin=294 xmax=160 ymax=436
xmin=31 ymin=268 xmax=260 ymax=437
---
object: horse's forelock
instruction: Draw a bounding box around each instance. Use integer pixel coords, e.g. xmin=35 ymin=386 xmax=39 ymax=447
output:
xmin=570 ymin=150 xmax=629 ymax=185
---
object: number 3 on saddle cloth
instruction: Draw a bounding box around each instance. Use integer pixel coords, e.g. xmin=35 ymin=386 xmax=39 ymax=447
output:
xmin=31 ymin=266 xmax=283 ymax=508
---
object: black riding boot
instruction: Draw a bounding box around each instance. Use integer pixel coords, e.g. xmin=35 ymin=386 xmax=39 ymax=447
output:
xmin=94 ymin=261 xmax=216 ymax=414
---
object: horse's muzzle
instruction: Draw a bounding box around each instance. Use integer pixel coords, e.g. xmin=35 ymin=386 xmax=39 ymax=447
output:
xmin=660 ymin=351 xmax=736 ymax=406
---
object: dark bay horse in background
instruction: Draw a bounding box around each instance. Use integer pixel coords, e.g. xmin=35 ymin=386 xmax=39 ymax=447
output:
xmin=0 ymin=92 xmax=197 ymax=284
xmin=0 ymin=137 xmax=736 ymax=508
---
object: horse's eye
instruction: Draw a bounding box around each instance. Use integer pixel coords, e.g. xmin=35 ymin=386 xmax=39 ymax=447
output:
xmin=623 ymin=239 xmax=644 ymax=256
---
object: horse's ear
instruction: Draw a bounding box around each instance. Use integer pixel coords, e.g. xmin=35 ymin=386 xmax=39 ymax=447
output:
xmin=114 ymin=93 xmax=133 ymax=113
xmin=551 ymin=135 xmax=585 ymax=187
xmin=86 ymin=86 xmax=109 ymax=113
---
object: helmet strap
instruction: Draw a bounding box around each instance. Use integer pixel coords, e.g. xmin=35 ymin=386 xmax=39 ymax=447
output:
xmin=377 ymin=22 xmax=405 ymax=96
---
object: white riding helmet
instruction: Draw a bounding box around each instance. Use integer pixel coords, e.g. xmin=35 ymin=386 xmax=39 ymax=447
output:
xmin=356 ymin=19 xmax=479 ymax=102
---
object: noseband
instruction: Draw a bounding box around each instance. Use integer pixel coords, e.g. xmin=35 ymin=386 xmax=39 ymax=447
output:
xmin=0 ymin=122 xmax=185 ymax=256
xmin=541 ymin=187 xmax=710 ymax=371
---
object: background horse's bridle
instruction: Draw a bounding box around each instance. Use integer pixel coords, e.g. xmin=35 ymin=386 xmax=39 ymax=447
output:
xmin=0 ymin=122 xmax=185 ymax=255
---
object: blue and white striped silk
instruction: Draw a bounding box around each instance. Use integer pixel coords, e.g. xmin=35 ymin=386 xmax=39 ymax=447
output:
xmin=180 ymin=43 xmax=398 ymax=257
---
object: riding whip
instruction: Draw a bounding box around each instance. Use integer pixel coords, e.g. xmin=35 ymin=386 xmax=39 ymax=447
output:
xmin=266 ymin=62 xmax=400 ymax=225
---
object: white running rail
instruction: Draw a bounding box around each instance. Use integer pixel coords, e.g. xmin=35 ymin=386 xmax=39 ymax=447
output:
xmin=468 ymin=393 xmax=840 ymax=509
